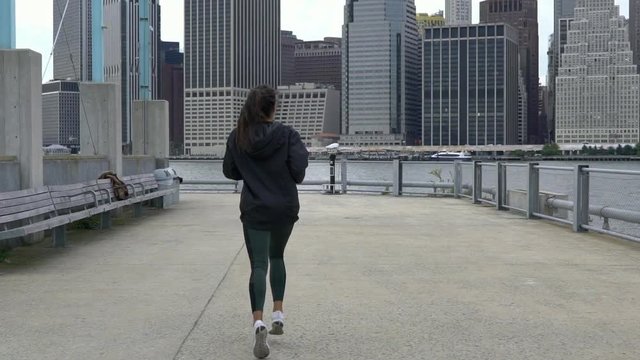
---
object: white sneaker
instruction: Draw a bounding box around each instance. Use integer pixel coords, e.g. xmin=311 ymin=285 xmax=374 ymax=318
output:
xmin=269 ymin=311 xmax=284 ymax=335
xmin=253 ymin=320 xmax=270 ymax=359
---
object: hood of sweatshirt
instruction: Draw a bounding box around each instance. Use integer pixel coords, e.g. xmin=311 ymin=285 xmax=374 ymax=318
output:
xmin=245 ymin=122 xmax=287 ymax=159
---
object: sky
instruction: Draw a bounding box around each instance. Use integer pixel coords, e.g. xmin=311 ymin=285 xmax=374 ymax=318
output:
xmin=15 ymin=0 xmax=631 ymax=85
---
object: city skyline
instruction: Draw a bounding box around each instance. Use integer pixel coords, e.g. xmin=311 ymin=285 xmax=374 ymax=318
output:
xmin=15 ymin=0 xmax=632 ymax=85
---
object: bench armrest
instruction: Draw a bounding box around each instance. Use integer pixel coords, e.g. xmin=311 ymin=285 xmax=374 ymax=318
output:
xmin=76 ymin=190 xmax=98 ymax=209
xmin=96 ymin=188 xmax=112 ymax=204
xmin=126 ymin=184 xmax=138 ymax=198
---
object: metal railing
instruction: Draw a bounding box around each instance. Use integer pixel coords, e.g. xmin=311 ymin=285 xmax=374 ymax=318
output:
xmin=179 ymin=158 xmax=640 ymax=243
xmin=468 ymin=161 xmax=640 ymax=243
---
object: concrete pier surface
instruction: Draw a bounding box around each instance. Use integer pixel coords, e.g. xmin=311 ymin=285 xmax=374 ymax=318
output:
xmin=1 ymin=194 xmax=640 ymax=360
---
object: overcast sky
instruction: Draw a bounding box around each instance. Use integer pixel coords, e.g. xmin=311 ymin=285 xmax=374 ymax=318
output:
xmin=15 ymin=0 xmax=631 ymax=85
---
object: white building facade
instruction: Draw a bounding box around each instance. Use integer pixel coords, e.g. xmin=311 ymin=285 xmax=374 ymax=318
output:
xmin=445 ymin=0 xmax=472 ymax=25
xmin=275 ymin=84 xmax=340 ymax=147
xmin=555 ymin=0 xmax=640 ymax=144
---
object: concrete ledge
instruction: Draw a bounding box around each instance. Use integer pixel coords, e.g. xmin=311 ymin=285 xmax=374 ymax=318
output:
xmin=43 ymin=155 xmax=107 ymax=161
xmin=123 ymin=155 xmax=156 ymax=176
xmin=0 ymin=156 xmax=17 ymax=162
xmin=43 ymin=156 xmax=110 ymax=185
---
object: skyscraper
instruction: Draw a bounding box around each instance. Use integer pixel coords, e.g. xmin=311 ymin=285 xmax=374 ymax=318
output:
xmin=54 ymin=0 xmax=160 ymax=146
xmin=160 ymin=41 xmax=184 ymax=155
xmin=103 ymin=0 xmax=160 ymax=147
xmin=417 ymin=12 xmax=445 ymax=38
xmin=423 ymin=24 xmax=520 ymax=146
xmin=295 ymin=38 xmax=342 ymax=90
xmin=342 ymin=0 xmax=421 ymax=146
xmin=42 ymin=81 xmax=81 ymax=150
xmin=547 ymin=0 xmax=576 ymax=141
xmin=556 ymin=0 xmax=640 ymax=144
xmin=281 ymin=31 xmax=300 ymax=86
xmin=445 ymin=0 xmax=472 ymax=25
xmin=631 ymin=0 xmax=640 ymax=69
xmin=275 ymin=83 xmax=341 ymax=146
xmin=480 ymin=0 xmax=540 ymax=144
xmin=184 ymin=0 xmax=280 ymax=156
xmin=53 ymin=0 xmax=92 ymax=81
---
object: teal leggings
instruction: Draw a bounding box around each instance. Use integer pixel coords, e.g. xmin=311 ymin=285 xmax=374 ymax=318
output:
xmin=243 ymin=224 xmax=294 ymax=312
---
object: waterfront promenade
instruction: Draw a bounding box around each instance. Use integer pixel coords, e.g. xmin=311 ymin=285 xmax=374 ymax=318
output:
xmin=1 ymin=194 xmax=640 ymax=359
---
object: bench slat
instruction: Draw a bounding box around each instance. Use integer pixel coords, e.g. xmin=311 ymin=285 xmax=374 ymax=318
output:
xmin=0 ymin=215 xmax=69 ymax=241
xmin=0 ymin=205 xmax=56 ymax=225
xmin=49 ymin=185 xmax=99 ymax=198
xmin=48 ymin=181 xmax=98 ymax=192
xmin=0 ymin=187 xmax=50 ymax=201
xmin=0 ymin=198 xmax=55 ymax=217
xmin=0 ymin=192 xmax=52 ymax=208
xmin=53 ymin=196 xmax=97 ymax=212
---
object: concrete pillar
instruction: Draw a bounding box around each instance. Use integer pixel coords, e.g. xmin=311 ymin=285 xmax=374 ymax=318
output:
xmin=79 ymin=82 xmax=123 ymax=175
xmin=132 ymin=100 xmax=169 ymax=159
xmin=0 ymin=49 xmax=44 ymax=189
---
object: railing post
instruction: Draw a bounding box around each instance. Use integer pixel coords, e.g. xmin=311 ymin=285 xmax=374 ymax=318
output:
xmin=527 ymin=162 xmax=539 ymax=219
xmin=392 ymin=159 xmax=403 ymax=196
xmin=341 ymin=157 xmax=348 ymax=194
xmin=497 ymin=162 xmax=507 ymax=210
xmin=573 ymin=165 xmax=590 ymax=232
xmin=453 ymin=161 xmax=462 ymax=198
xmin=472 ymin=161 xmax=482 ymax=204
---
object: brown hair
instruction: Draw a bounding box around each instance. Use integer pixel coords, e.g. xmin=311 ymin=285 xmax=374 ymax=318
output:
xmin=236 ymin=85 xmax=277 ymax=151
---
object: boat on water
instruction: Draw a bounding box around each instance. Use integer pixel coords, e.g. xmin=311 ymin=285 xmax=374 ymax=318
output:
xmin=429 ymin=151 xmax=472 ymax=161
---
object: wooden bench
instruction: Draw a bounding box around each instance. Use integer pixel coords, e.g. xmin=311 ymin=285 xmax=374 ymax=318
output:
xmin=0 ymin=173 xmax=179 ymax=248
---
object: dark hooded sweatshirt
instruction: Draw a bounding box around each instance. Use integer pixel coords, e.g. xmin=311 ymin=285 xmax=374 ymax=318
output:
xmin=223 ymin=122 xmax=309 ymax=230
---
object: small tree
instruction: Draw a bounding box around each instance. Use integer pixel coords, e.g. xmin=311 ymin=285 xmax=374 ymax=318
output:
xmin=581 ymin=145 xmax=589 ymax=154
xmin=623 ymin=145 xmax=634 ymax=155
xmin=616 ymin=144 xmax=624 ymax=155
xmin=512 ymin=150 xmax=525 ymax=158
xmin=636 ymin=142 xmax=640 ymax=156
xmin=541 ymin=143 xmax=561 ymax=156
xmin=607 ymin=146 xmax=616 ymax=155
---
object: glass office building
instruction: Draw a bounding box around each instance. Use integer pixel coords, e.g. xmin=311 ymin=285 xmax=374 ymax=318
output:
xmin=423 ymin=24 xmax=520 ymax=146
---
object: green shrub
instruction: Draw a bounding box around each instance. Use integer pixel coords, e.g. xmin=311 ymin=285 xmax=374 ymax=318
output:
xmin=541 ymin=143 xmax=561 ymax=156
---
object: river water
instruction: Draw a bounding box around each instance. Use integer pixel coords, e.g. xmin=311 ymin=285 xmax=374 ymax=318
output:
xmin=169 ymin=160 xmax=640 ymax=237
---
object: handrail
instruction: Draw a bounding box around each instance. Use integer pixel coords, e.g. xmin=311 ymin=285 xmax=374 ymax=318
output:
xmin=583 ymin=168 xmax=640 ymax=176
xmin=546 ymin=198 xmax=640 ymax=225
xmin=534 ymin=165 xmax=573 ymax=171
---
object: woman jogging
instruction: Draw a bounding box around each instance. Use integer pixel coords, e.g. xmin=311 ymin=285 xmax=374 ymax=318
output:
xmin=223 ymin=85 xmax=309 ymax=359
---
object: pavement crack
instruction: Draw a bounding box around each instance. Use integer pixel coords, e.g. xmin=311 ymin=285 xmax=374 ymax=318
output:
xmin=172 ymin=243 xmax=245 ymax=360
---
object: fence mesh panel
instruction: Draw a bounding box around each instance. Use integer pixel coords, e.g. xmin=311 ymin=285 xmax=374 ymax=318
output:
xmin=589 ymin=172 xmax=640 ymax=238
xmin=481 ymin=165 xmax=498 ymax=203
xmin=460 ymin=163 xmax=474 ymax=198
xmin=505 ymin=166 xmax=528 ymax=212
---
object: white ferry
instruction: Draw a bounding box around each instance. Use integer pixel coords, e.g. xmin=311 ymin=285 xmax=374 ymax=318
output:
xmin=429 ymin=151 xmax=472 ymax=161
